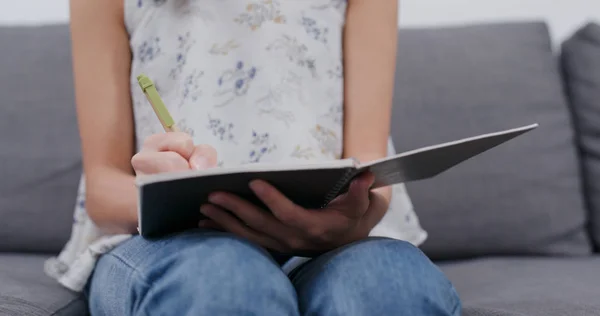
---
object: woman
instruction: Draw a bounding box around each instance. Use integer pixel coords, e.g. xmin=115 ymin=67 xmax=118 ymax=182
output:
xmin=51 ymin=0 xmax=461 ymax=314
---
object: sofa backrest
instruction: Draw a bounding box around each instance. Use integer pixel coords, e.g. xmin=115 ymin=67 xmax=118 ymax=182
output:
xmin=390 ymin=21 xmax=593 ymax=259
xmin=0 ymin=24 xmax=81 ymax=253
xmin=561 ymin=22 xmax=600 ymax=250
xmin=1 ymin=21 xmax=598 ymax=258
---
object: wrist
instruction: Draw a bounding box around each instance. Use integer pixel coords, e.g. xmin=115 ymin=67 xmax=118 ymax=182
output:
xmin=360 ymin=185 xmax=391 ymax=232
xmin=372 ymin=185 xmax=392 ymax=207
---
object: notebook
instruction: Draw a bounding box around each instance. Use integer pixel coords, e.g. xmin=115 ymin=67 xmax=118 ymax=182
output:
xmin=136 ymin=123 xmax=538 ymax=238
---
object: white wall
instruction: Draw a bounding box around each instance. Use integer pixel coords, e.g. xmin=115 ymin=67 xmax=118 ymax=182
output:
xmin=399 ymin=0 xmax=600 ymax=45
xmin=0 ymin=0 xmax=598 ymax=44
xmin=0 ymin=0 xmax=69 ymax=24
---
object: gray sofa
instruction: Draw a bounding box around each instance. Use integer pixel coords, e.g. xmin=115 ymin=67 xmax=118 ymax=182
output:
xmin=1 ymin=20 xmax=599 ymax=316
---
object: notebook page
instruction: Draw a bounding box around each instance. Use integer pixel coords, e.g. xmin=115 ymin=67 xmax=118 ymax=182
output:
xmin=359 ymin=124 xmax=538 ymax=188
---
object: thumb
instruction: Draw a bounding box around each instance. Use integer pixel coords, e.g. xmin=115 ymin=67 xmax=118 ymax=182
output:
xmin=340 ymin=172 xmax=375 ymax=217
xmin=189 ymin=144 xmax=218 ymax=170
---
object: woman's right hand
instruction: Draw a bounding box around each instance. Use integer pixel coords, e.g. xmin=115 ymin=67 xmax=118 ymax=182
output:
xmin=131 ymin=132 xmax=218 ymax=176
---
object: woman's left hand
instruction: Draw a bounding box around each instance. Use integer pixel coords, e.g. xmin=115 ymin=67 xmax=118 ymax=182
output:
xmin=198 ymin=172 xmax=389 ymax=257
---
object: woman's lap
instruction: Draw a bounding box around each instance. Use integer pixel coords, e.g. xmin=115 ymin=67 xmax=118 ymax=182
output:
xmin=88 ymin=229 xmax=461 ymax=316
xmin=88 ymin=229 xmax=297 ymax=315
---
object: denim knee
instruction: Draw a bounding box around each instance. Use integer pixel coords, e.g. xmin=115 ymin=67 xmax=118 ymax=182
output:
xmin=293 ymin=238 xmax=461 ymax=316
xmin=90 ymin=232 xmax=299 ymax=316
xmin=146 ymin=234 xmax=298 ymax=314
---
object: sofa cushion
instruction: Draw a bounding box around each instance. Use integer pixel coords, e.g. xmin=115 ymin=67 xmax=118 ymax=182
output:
xmin=561 ymin=22 xmax=600 ymax=249
xmin=0 ymin=24 xmax=81 ymax=253
xmin=391 ymin=21 xmax=591 ymax=259
xmin=0 ymin=254 xmax=87 ymax=316
xmin=439 ymin=256 xmax=600 ymax=316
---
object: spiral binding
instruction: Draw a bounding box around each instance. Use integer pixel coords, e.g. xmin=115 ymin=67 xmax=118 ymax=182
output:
xmin=321 ymin=168 xmax=358 ymax=208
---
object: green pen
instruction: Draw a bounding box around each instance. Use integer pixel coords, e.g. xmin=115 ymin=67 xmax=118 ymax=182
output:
xmin=137 ymin=74 xmax=180 ymax=132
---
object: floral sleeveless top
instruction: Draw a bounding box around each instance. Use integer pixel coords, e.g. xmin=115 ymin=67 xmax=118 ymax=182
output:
xmin=44 ymin=0 xmax=427 ymax=292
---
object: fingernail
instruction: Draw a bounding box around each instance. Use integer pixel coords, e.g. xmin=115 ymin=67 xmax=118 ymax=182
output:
xmin=351 ymin=176 xmax=368 ymax=191
xmin=191 ymin=156 xmax=209 ymax=170
xmin=366 ymin=174 xmax=375 ymax=187
xmin=249 ymin=180 xmax=264 ymax=194
xmin=207 ymin=193 xmax=220 ymax=204
xmin=359 ymin=172 xmax=375 ymax=186
xmin=200 ymin=204 xmax=210 ymax=215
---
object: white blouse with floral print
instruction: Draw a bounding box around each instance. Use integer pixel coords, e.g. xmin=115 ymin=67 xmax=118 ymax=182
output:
xmin=44 ymin=0 xmax=427 ymax=292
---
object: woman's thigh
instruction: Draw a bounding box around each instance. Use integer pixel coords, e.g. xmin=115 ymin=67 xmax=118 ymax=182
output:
xmin=87 ymin=229 xmax=299 ymax=316
xmin=289 ymin=238 xmax=461 ymax=316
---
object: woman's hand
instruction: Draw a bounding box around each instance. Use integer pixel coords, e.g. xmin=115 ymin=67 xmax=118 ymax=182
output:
xmin=131 ymin=132 xmax=218 ymax=176
xmin=199 ymin=172 xmax=389 ymax=257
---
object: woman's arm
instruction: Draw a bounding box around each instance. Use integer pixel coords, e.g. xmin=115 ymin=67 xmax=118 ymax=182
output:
xmin=70 ymin=0 xmax=138 ymax=234
xmin=70 ymin=0 xmax=218 ymax=235
xmin=342 ymin=0 xmax=399 ymax=206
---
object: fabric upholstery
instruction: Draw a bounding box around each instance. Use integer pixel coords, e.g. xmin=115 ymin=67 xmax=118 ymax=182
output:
xmin=0 ymin=24 xmax=81 ymax=253
xmin=391 ymin=21 xmax=591 ymax=259
xmin=1 ymin=20 xmax=599 ymax=316
xmin=561 ymin=22 xmax=600 ymax=249
xmin=439 ymin=256 xmax=600 ymax=316
xmin=0 ymin=254 xmax=87 ymax=316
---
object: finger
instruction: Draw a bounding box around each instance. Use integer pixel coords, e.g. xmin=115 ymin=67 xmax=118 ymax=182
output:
xmin=141 ymin=132 xmax=195 ymax=159
xmin=248 ymin=180 xmax=318 ymax=230
xmin=361 ymin=191 xmax=390 ymax=230
xmin=339 ymin=172 xmax=374 ymax=217
xmin=131 ymin=151 xmax=190 ymax=175
xmin=189 ymin=144 xmax=218 ymax=170
xmin=198 ymin=219 xmax=224 ymax=231
xmin=207 ymin=192 xmax=289 ymax=240
xmin=200 ymin=204 xmax=284 ymax=251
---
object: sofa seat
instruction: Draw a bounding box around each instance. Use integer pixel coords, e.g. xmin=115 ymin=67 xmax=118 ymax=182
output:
xmin=439 ymin=256 xmax=600 ymax=316
xmin=0 ymin=254 xmax=87 ymax=316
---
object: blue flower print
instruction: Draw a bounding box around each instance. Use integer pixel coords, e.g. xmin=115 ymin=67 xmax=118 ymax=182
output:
xmin=178 ymin=69 xmax=204 ymax=107
xmin=235 ymin=79 xmax=244 ymax=89
xmin=302 ymin=16 xmax=328 ymax=43
xmin=214 ymin=61 xmax=258 ymax=107
xmin=327 ymin=64 xmax=343 ymax=79
xmin=170 ymin=32 xmax=197 ymax=80
xmin=137 ymin=36 xmax=161 ymax=63
xmin=247 ymin=130 xmax=277 ymax=163
xmin=73 ymin=190 xmax=87 ymax=224
xmin=248 ymin=67 xmax=257 ymax=79
xmin=152 ymin=79 xmax=163 ymax=95
xmin=207 ymin=116 xmax=236 ymax=143
xmin=177 ymin=119 xmax=196 ymax=137
xmin=138 ymin=0 xmax=166 ymax=8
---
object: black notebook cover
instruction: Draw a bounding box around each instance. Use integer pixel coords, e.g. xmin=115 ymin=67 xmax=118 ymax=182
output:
xmin=137 ymin=123 xmax=538 ymax=238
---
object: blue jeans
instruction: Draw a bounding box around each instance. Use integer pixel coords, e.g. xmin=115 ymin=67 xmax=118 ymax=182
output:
xmin=87 ymin=229 xmax=461 ymax=315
